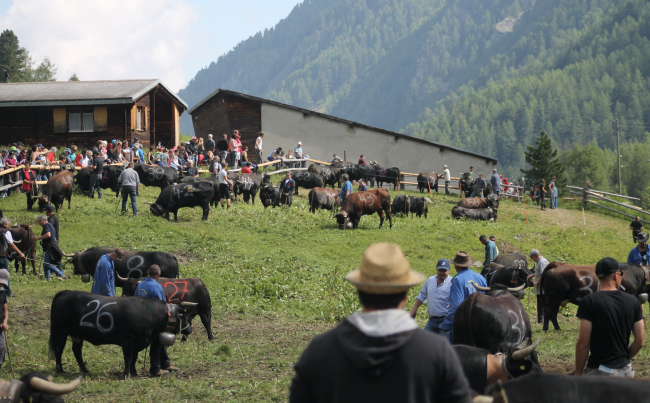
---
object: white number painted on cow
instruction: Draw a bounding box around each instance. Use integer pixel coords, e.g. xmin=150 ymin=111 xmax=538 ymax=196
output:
xmin=322 ymin=168 xmax=330 ymax=177
xmin=240 ymin=176 xmax=253 ymax=190
xmin=508 ymin=308 xmax=526 ymax=346
xmin=466 ymin=198 xmax=481 ymax=208
xmin=80 ymin=300 xmax=117 ymax=333
xmin=146 ymin=168 xmax=165 ymax=180
xmin=62 ymin=175 xmax=73 ymax=185
xmin=126 ymin=255 xmax=145 ymax=278
xmin=294 ymin=172 xmax=307 ymax=180
xmin=359 ymin=192 xmax=375 ymax=207
xmin=579 ymin=276 xmax=594 ymax=294
xmin=514 ymin=260 xmax=526 ymax=268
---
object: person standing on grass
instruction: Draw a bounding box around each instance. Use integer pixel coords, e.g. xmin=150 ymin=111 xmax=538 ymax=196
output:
xmin=470 ymin=173 xmax=486 ymax=198
xmin=538 ymin=178 xmax=547 ymax=210
xmin=216 ymin=134 xmax=229 ymax=166
xmin=627 ymin=233 xmax=650 ymax=265
xmin=526 ymin=249 xmax=549 ymax=324
xmin=280 ymin=172 xmax=296 ymax=207
xmin=205 ymin=134 xmax=216 ymax=155
xmin=0 ymin=270 xmax=9 ymax=370
xmin=0 ymin=218 xmax=22 ymax=297
xmin=290 ymin=243 xmax=471 ymax=403
xmin=630 ymin=216 xmax=644 ymax=243
xmin=210 ymin=157 xmax=222 ymax=178
xmin=410 ymin=259 xmax=452 ymax=335
xmin=551 ymin=176 xmax=558 ymax=209
xmin=90 ymin=249 xmax=123 ymax=297
xmin=255 ymin=132 xmax=264 ymax=164
xmin=575 ymin=257 xmax=645 ymax=377
xmin=34 ymin=215 xmax=67 ymax=281
xmin=443 ymin=165 xmax=451 ymax=195
xmin=88 ymin=151 xmax=104 ymax=199
xmin=489 ymin=235 xmax=499 ymax=255
xmin=118 ymin=162 xmax=140 ymax=216
xmin=440 ymin=252 xmax=486 ymax=343
xmin=135 ymin=264 xmax=179 ymax=377
xmin=491 ymin=169 xmax=501 ymax=197
xmin=218 ymin=166 xmax=233 ymax=210
xmin=340 ymin=174 xmax=353 ymax=203
xmin=21 ymin=162 xmax=38 ymax=210
xmin=358 ymin=179 xmax=368 ymax=192
xmin=480 ymin=235 xmax=498 ymax=266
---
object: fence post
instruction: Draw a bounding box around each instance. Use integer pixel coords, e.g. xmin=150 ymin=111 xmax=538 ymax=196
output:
xmin=583 ymin=187 xmax=589 ymax=209
xmin=400 ymin=174 xmax=404 ymax=191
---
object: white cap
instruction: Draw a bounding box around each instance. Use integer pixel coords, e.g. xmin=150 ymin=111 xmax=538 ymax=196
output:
xmin=298 ymin=141 xmax=302 ymax=145
xmin=443 ymin=165 xmax=447 ymax=168
xmin=208 ymin=134 xmax=213 ymax=138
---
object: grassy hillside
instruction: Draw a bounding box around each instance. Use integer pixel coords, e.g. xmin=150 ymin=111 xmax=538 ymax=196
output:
xmin=0 ymin=179 xmax=646 ymax=401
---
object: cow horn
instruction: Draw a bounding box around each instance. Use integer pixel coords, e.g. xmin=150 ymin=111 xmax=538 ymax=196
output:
xmin=506 ymin=284 xmax=526 ymax=292
xmin=180 ymin=302 xmax=198 ymax=307
xmin=515 ymin=337 xmax=529 ymax=351
xmin=115 ymin=273 xmax=127 ymax=282
xmin=146 ymin=202 xmax=153 ymax=205
xmin=472 ymin=397 xmax=494 ymax=403
xmin=29 ymin=224 xmax=35 ymax=228
xmin=13 ymin=239 xmax=21 ymax=244
xmin=62 ymin=251 xmax=75 ymax=257
xmin=30 ymin=376 xmax=82 ymax=395
xmin=470 ymin=281 xmax=491 ymax=292
xmin=512 ymin=338 xmax=541 ymax=361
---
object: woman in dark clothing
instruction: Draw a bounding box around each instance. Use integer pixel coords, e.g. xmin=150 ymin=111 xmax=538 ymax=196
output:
xmin=21 ymin=162 xmax=38 ymax=210
xmin=538 ymin=179 xmax=547 ymax=210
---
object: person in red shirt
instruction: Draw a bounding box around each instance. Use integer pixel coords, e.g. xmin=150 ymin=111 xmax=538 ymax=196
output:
xmin=241 ymin=162 xmax=253 ymax=174
xmin=358 ymin=155 xmax=367 ymax=165
xmin=21 ymin=162 xmax=38 ymax=210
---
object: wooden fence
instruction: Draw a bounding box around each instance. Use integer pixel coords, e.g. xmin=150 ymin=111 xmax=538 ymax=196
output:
xmin=567 ymin=185 xmax=650 ymax=224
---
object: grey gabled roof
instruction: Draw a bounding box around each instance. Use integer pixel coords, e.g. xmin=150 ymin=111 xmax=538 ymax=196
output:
xmin=188 ymin=88 xmax=498 ymax=164
xmin=0 ymin=79 xmax=188 ymax=108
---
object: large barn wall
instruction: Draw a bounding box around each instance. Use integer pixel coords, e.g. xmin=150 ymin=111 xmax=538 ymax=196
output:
xmin=261 ymin=103 xmax=496 ymax=192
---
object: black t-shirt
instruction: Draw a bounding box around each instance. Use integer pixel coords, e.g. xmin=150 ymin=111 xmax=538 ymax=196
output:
xmin=92 ymin=157 xmax=104 ymax=174
xmin=205 ymin=138 xmax=215 ymax=151
xmin=216 ymin=139 xmax=228 ymax=152
xmin=0 ymin=286 xmax=7 ymax=324
xmin=631 ymin=220 xmax=643 ymax=232
xmin=576 ymin=290 xmax=643 ymax=369
xmin=41 ymin=222 xmax=57 ymax=250
xmin=48 ymin=215 xmax=60 ymax=242
xmin=538 ymin=182 xmax=545 ymax=195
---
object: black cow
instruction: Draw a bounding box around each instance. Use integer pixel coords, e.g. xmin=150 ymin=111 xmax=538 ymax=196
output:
xmin=491 ymin=373 xmax=650 ymax=403
xmin=38 ymin=171 xmax=74 ymax=212
xmin=307 ymin=188 xmax=340 ymax=213
xmin=259 ymin=181 xmax=282 ymax=208
xmin=416 ymin=172 xmax=440 ymax=193
xmin=375 ymin=167 xmax=400 ymax=190
xmin=9 ymin=224 xmax=37 ymax=275
xmin=49 ymin=290 xmax=197 ymax=378
xmin=473 ymin=278 xmax=528 ymax=300
xmin=480 ymin=262 xmax=534 ymax=295
xmin=333 ymin=189 xmax=392 ymax=229
xmin=180 ymin=176 xmax=220 ymax=206
xmin=0 ymin=372 xmax=82 ymax=403
xmin=408 ymin=196 xmax=431 ymax=219
xmin=134 ymin=164 xmax=178 ymax=190
xmin=459 ymin=173 xmax=493 ymax=198
xmin=64 ymin=247 xmax=179 ymax=279
xmin=494 ymin=253 xmax=528 ymax=269
xmin=453 ymin=289 xmax=534 ymax=356
xmin=121 ymin=277 xmax=213 ymax=341
xmin=148 ymin=181 xmax=214 ymax=221
xmin=291 ymin=171 xmax=324 ymax=196
xmin=337 ymin=164 xmax=369 ymax=185
xmin=308 ymin=164 xmax=341 ymax=189
xmin=451 ymin=206 xmax=496 ymax=221
xmin=453 ymin=339 xmax=541 ymax=394
xmin=390 ymin=195 xmax=411 ymax=216
xmin=621 ymin=263 xmax=650 ymax=305
xmin=75 ymin=165 xmax=124 ymax=197
xmin=331 ymin=161 xmax=355 ymax=169
xmin=232 ymin=173 xmax=264 ymax=204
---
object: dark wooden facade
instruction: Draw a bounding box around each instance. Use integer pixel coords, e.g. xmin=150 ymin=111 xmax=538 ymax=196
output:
xmin=190 ymin=92 xmax=262 ymax=152
xmin=0 ymin=84 xmax=184 ymax=149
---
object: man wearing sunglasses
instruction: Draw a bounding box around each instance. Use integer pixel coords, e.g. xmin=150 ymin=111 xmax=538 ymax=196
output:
xmin=91 ymin=249 xmax=124 ymax=297
xmin=575 ymin=257 xmax=645 ymax=377
xmin=627 ymin=232 xmax=650 ymax=265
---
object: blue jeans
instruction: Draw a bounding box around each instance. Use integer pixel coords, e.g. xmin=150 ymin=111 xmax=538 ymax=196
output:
xmin=440 ymin=329 xmax=453 ymax=344
xmin=43 ymin=250 xmax=65 ymax=280
xmin=122 ymin=186 xmax=137 ymax=215
xmin=424 ymin=317 xmax=444 ymax=334
xmin=0 ymin=259 xmax=12 ymax=296
xmin=469 ymin=192 xmax=483 ymax=198
xmin=88 ymin=174 xmax=103 ymax=198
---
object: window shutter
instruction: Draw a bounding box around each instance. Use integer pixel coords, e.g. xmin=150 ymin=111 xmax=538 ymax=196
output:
xmin=53 ymin=108 xmax=66 ymax=133
xmin=94 ymin=107 xmax=107 ymax=131
xmin=131 ymin=105 xmax=137 ymax=130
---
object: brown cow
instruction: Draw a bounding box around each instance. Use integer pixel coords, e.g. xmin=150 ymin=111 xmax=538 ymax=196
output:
xmin=308 ymin=187 xmax=340 ymax=213
xmin=38 ymin=170 xmax=74 ymax=212
xmin=332 ymin=189 xmax=392 ymax=229
xmin=9 ymin=224 xmax=37 ymax=275
xmin=456 ymin=197 xmax=488 ymax=209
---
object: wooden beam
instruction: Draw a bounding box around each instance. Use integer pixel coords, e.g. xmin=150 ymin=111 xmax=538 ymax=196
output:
xmin=587 ymin=193 xmax=650 ymax=216
xmin=586 ymin=200 xmax=650 ymax=225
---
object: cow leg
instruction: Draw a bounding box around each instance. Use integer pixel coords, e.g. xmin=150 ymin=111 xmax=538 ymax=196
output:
xmin=386 ymin=207 xmax=393 ymax=229
xmin=71 ymin=339 xmax=90 ymax=374
xmin=51 ymin=332 xmax=68 ymax=373
xmin=173 ymin=209 xmax=179 ymax=221
xmin=121 ymin=339 xmax=135 ymax=379
xmin=199 ymin=308 xmax=214 ymax=341
xmin=543 ymin=303 xmax=561 ymax=332
xmin=201 ymin=203 xmax=210 ymax=221
xmin=378 ymin=210 xmax=385 ymax=229
xmin=130 ymin=350 xmax=139 ymax=377
xmin=68 ymin=194 xmax=72 ymax=209
xmin=251 ymin=191 xmax=257 ymax=205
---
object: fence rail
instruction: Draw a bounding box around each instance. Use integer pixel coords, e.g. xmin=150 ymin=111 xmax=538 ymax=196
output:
xmin=571 ymin=185 xmax=648 ymax=222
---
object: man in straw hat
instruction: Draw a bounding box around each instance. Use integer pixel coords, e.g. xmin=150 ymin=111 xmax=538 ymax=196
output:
xmin=289 ymin=243 xmax=471 ymax=403
xmin=440 ymin=252 xmax=487 ymax=342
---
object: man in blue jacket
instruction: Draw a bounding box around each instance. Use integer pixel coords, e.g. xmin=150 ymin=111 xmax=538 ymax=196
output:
xmin=628 ymin=233 xmax=650 ymax=265
xmin=136 ymin=264 xmax=178 ymax=377
xmin=90 ymin=249 xmax=123 ymax=297
xmin=491 ymin=169 xmax=501 ymax=197
xmin=440 ymin=252 xmax=487 ymax=342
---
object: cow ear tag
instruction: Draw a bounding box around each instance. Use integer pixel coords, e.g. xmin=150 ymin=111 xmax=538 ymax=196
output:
xmin=520 ymin=366 xmax=525 ymax=370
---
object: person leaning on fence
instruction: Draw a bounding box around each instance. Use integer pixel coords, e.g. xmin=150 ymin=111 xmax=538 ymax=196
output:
xmin=21 ymin=162 xmax=38 ymax=210
xmin=34 ymin=215 xmax=67 ymax=281
xmin=575 ymin=257 xmax=645 ymax=377
xmin=289 ymin=243 xmax=472 ymax=403
xmin=410 ymin=259 xmax=453 ymax=335
xmin=118 ymin=162 xmax=140 ymax=216
xmin=442 ymin=165 xmax=451 ymax=195
xmin=630 ymin=216 xmax=644 ymax=243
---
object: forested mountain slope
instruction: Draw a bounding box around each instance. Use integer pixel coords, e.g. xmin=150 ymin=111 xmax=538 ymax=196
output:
xmin=179 ymin=0 xmax=650 ymax=175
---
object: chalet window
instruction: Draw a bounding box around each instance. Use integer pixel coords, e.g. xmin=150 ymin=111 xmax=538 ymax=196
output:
xmin=69 ymin=108 xmax=94 ymax=132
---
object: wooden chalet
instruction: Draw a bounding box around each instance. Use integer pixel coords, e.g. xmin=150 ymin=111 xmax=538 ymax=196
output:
xmin=0 ymin=79 xmax=187 ymax=148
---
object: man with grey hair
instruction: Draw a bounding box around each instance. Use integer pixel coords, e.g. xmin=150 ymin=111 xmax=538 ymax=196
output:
xmin=118 ymin=162 xmax=140 ymax=216
xmin=340 ymin=174 xmax=353 ymax=202
xmin=527 ymin=249 xmax=549 ymax=323
xmin=491 ymin=168 xmax=501 ymax=197
xmin=443 ymin=165 xmax=450 ymax=195
xmin=34 ymin=215 xmax=67 ymax=280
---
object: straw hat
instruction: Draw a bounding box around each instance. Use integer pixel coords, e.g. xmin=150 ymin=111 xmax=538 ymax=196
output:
xmin=346 ymin=243 xmax=424 ymax=294
xmin=450 ymin=251 xmax=475 ymax=267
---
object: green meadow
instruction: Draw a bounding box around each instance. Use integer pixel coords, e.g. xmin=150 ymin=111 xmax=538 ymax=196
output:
xmin=0 ymin=174 xmax=646 ymax=401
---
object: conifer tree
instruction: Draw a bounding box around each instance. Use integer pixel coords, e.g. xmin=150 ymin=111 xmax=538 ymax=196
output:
xmin=521 ymin=130 xmax=566 ymax=192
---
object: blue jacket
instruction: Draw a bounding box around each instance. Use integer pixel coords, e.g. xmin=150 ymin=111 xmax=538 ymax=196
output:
xmin=484 ymin=240 xmax=498 ymax=266
xmin=341 ymin=181 xmax=353 ymax=199
xmin=491 ymin=173 xmax=501 ymax=190
xmin=91 ymin=254 xmax=115 ymax=297
xmin=441 ymin=269 xmax=487 ymax=331
xmin=627 ymin=246 xmax=650 ymax=265
xmin=135 ymin=277 xmax=166 ymax=301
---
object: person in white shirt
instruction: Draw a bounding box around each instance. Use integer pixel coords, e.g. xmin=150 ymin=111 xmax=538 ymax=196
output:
xmin=255 ymin=132 xmax=264 ymax=164
xmin=527 ymin=249 xmax=549 ymax=324
xmin=410 ymin=259 xmax=453 ymax=334
xmin=443 ymin=165 xmax=451 ymax=195
xmin=217 ymin=167 xmax=233 ymax=209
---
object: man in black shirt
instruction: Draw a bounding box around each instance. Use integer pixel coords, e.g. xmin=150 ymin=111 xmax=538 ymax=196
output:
xmin=216 ymin=134 xmax=229 ymax=166
xmin=538 ymin=179 xmax=547 ymax=210
xmin=0 ymin=270 xmax=9 ymax=369
xmin=45 ymin=205 xmax=59 ymax=242
xmin=88 ymin=151 xmax=104 ymax=199
xmin=34 ymin=215 xmax=66 ymax=281
xmin=575 ymin=257 xmax=645 ymax=377
xmin=630 ymin=216 xmax=644 ymax=243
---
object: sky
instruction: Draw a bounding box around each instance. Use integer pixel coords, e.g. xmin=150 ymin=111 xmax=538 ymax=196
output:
xmin=0 ymin=0 xmax=300 ymax=92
